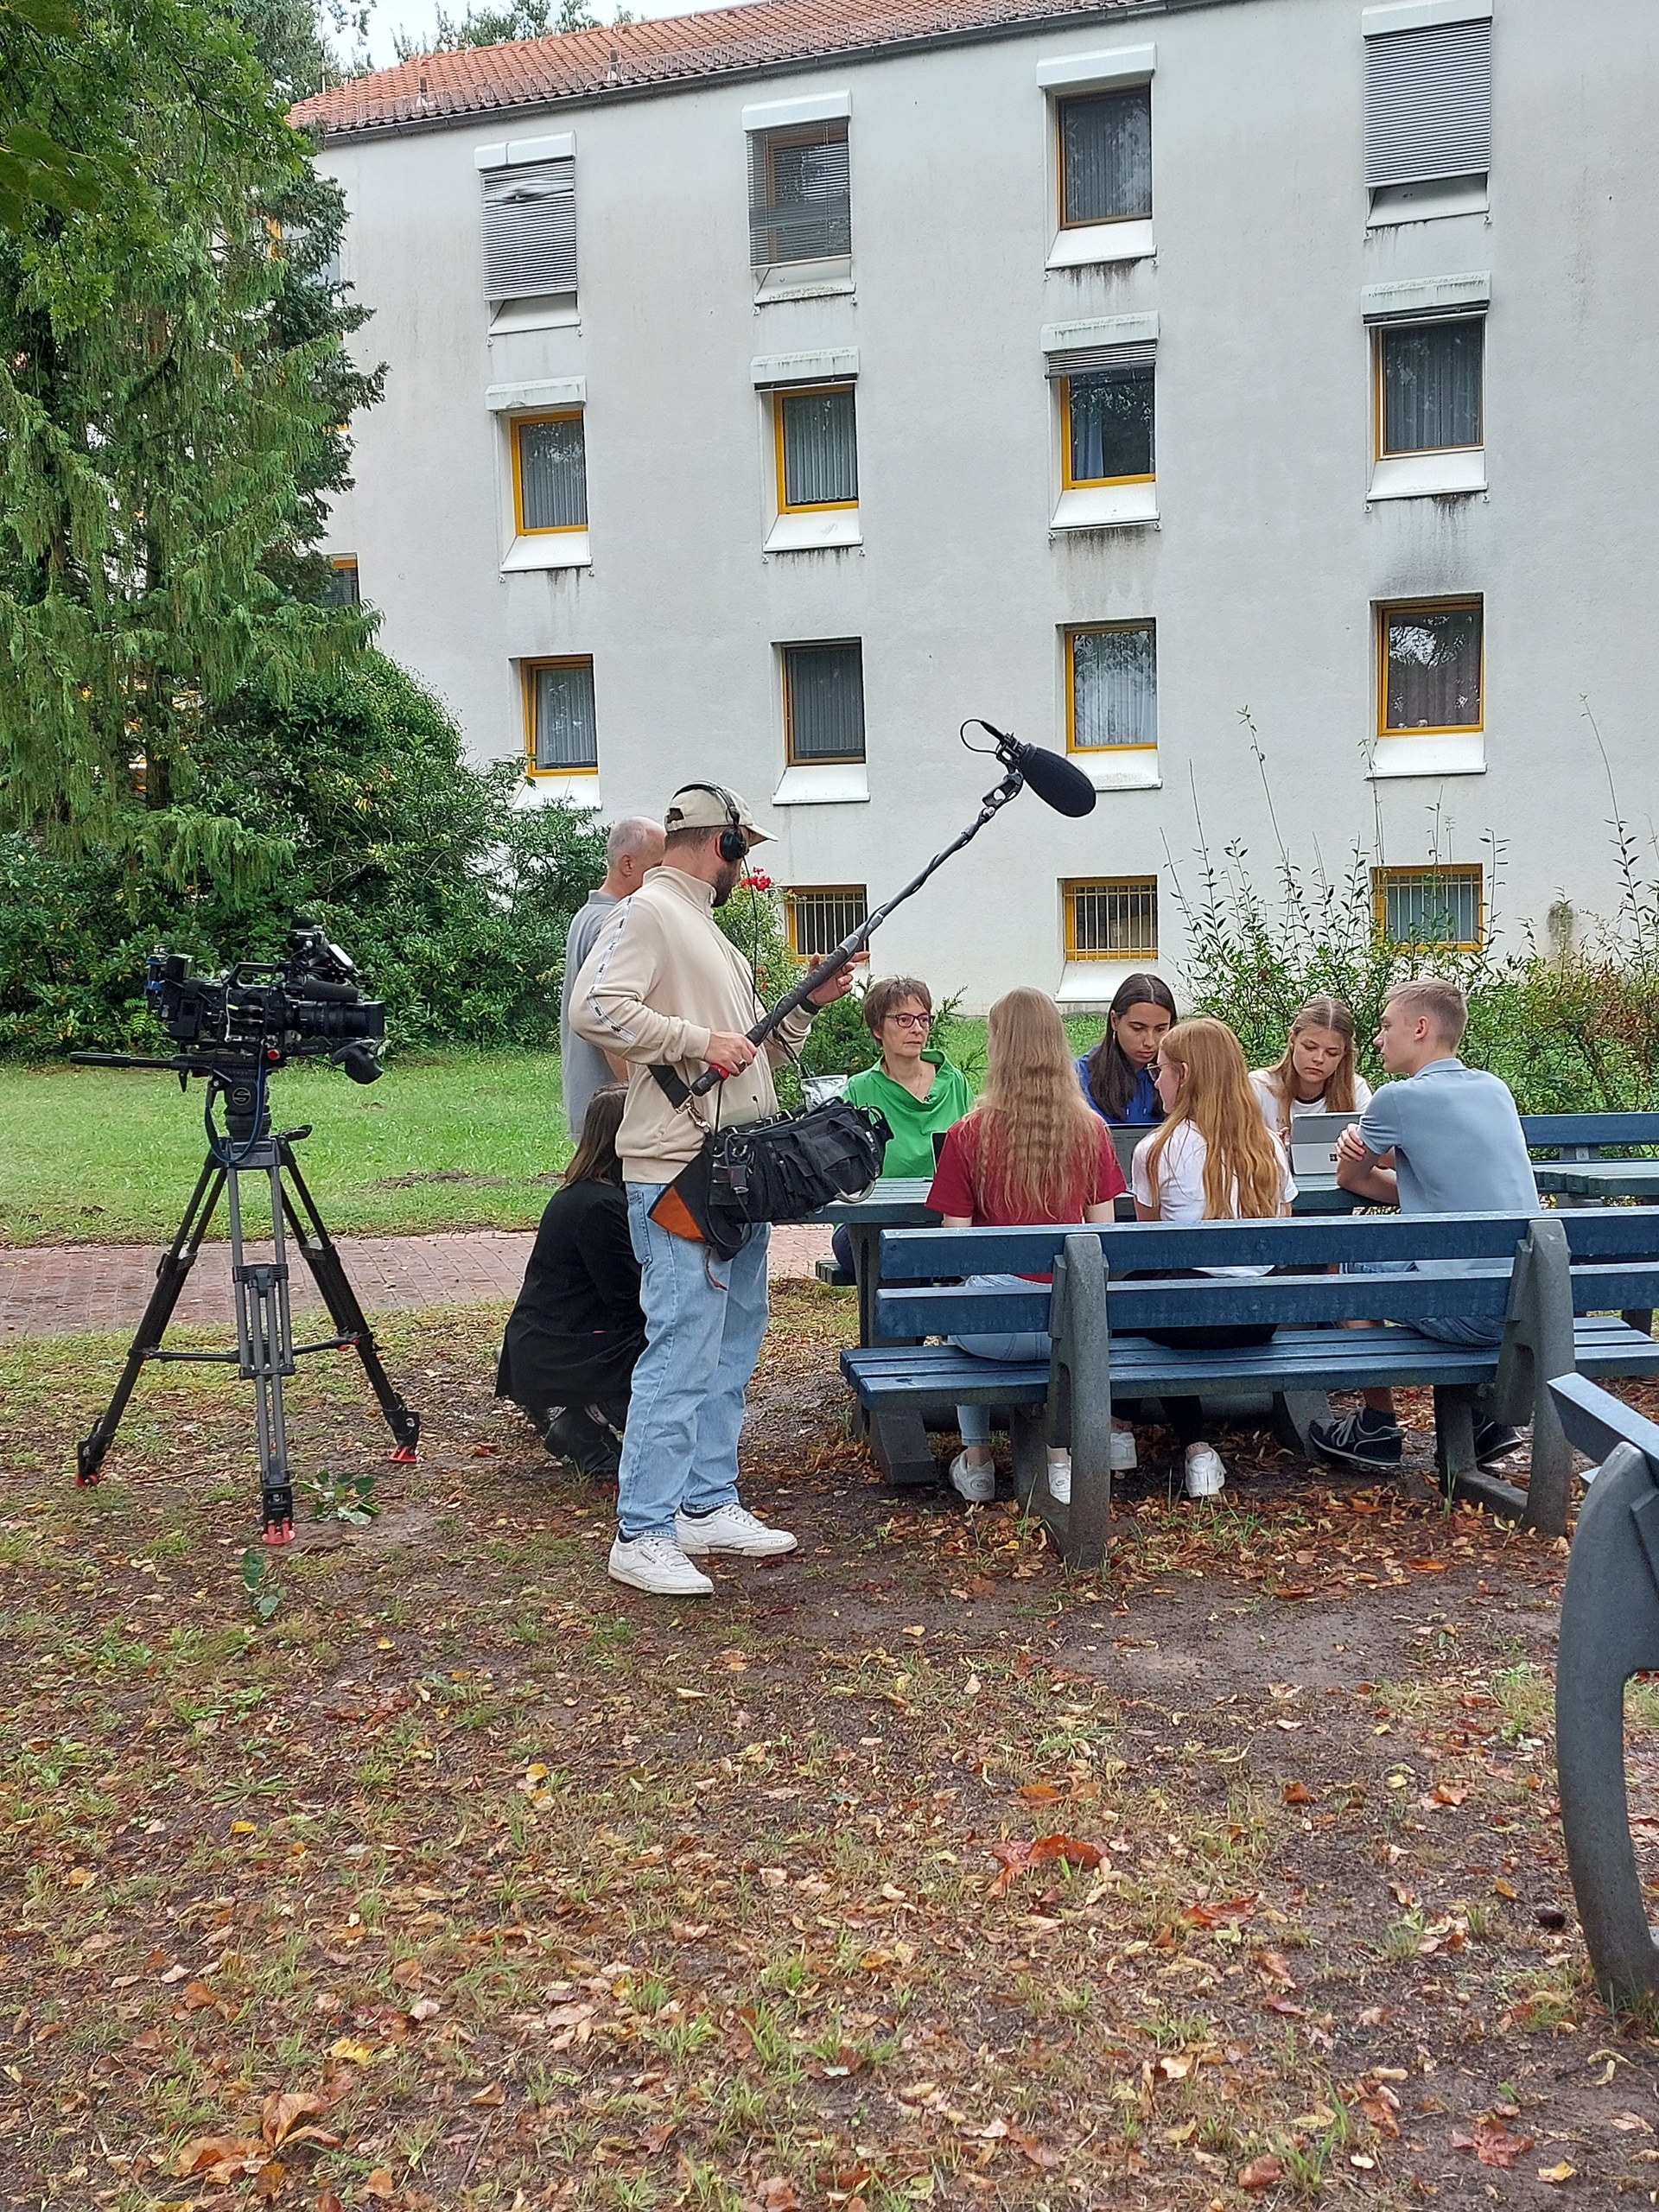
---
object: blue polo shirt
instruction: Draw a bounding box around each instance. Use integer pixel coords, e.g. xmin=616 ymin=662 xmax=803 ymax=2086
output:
xmin=1357 ymin=1057 xmax=1539 ymax=1269
xmin=1076 ymin=1056 xmax=1160 ymax=1126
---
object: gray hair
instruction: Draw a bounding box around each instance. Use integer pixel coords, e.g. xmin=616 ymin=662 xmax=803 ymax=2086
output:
xmin=607 ymin=815 xmax=663 ymax=865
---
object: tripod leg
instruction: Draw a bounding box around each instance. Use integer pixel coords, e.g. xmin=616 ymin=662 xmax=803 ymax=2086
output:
xmin=76 ymin=1158 xmax=226 ymax=1486
xmin=230 ymin=1163 xmax=296 ymax=1545
xmin=278 ymin=1142 xmax=420 ymax=1460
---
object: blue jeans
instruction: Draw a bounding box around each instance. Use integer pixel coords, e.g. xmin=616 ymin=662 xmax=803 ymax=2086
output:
xmin=617 ymin=1183 xmax=772 ymax=1541
xmin=1346 ymin=1258 xmax=1505 ymax=1349
xmin=952 ymin=1274 xmax=1051 ymax=1449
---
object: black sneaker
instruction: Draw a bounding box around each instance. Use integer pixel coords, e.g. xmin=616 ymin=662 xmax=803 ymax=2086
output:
xmin=545 ymin=1408 xmax=621 ymax=1481
xmin=1474 ymin=1421 xmax=1522 ymax=1469
xmin=1308 ymin=1407 xmax=1405 ymax=1468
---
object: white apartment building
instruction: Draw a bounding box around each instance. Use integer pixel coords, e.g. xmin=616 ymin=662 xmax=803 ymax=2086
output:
xmin=296 ymin=0 xmax=1659 ymax=1010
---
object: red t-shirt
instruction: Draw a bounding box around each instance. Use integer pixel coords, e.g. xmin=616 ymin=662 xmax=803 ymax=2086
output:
xmin=927 ymin=1112 xmax=1127 ymax=1225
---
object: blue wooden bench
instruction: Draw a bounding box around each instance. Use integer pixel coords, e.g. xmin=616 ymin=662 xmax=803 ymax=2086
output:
xmin=840 ymin=1210 xmax=1659 ymax=1567
xmin=1548 ymin=1373 xmax=1659 ymax=2009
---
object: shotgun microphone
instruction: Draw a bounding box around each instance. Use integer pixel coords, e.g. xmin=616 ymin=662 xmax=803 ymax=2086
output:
xmin=966 ymin=721 xmax=1097 ymax=817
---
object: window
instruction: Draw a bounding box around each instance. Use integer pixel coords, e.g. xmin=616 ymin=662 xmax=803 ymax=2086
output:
xmin=783 ymin=640 xmax=865 ymax=763
xmin=748 ymin=121 xmax=850 ymax=268
xmin=480 ymin=146 xmax=576 ymax=302
xmin=1065 ymin=877 xmax=1158 ymax=962
xmin=1377 ymin=320 xmax=1483 ymax=455
xmin=512 ymin=411 xmax=587 ymax=532
xmin=774 ymin=385 xmax=857 ymax=511
xmin=1373 ymin=865 xmax=1484 ymax=950
xmin=1060 ymin=353 xmax=1154 ymax=487
xmin=524 ymin=658 xmax=597 ymax=774
xmin=1379 ymin=600 xmax=1482 ymax=734
xmin=785 ymin=887 xmax=868 ymax=961
xmin=327 ymin=556 xmax=359 ymax=607
xmin=1067 ymin=623 xmax=1156 ymax=751
xmin=1058 ymin=86 xmax=1151 ymax=226
xmin=1364 ymin=12 xmax=1491 ymax=192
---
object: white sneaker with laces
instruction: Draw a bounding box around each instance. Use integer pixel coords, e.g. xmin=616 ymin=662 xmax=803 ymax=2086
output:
xmin=1045 ymin=1452 xmax=1072 ymax=1505
xmin=608 ymin=1532 xmax=714 ymax=1597
xmin=1184 ymin=1444 xmax=1226 ymax=1499
xmin=948 ymin=1451 xmax=995 ymax=1503
xmin=1110 ymin=1427 xmax=1138 ymax=1472
xmin=674 ymin=1502 xmax=798 ymax=1558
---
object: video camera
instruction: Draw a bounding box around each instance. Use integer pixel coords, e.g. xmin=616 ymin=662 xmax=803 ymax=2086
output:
xmin=142 ymin=916 xmax=386 ymax=1084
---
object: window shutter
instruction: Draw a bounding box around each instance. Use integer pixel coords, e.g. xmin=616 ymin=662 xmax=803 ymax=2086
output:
xmin=1365 ymin=20 xmax=1491 ymax=188
xmin=482 ymin=157 xmax=576 ymax=301
xmin=1045 ymin=338 xmax=1155 ymax=380
xmin=748 ymin=124 xmax=851 ymax=269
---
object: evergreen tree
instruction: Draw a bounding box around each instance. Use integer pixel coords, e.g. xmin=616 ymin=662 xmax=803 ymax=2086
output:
xmin=0 ymin=0 xmax=379 ymax=894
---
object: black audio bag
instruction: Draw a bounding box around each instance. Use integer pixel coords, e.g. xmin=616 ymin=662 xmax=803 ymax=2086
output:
xmin=646 ymin=1065 xmax=888 ymax=1261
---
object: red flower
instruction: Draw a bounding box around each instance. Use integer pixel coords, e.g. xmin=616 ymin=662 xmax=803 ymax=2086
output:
xmin=741 ymin=870 xmax=773 ymax=892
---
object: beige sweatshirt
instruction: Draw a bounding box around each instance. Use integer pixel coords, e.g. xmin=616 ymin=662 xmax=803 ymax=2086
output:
xmin=569 ymin=865 xmax=816 ymax=1185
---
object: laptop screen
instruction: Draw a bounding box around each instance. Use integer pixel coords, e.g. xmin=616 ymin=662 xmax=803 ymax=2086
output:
xmin=1287 ymin=1110 xmax=1359 ymax=1178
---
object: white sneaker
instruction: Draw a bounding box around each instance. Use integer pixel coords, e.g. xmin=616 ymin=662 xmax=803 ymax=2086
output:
xmin=674 ymin=1502 xmax=798 ymax=1558
xmin=608 ymin=1533 xmax=714 ymax=1597
xmin=1045 ymin=1453 xmax=1072 ymax=1505
xmin=1110 ymin=1426 xmax=1138 ymax=1472
xmin=1185 ymin=1444 xmax=1226 ymax=1499
xmin=948 ymin=1451 xmax=995 ymax=1503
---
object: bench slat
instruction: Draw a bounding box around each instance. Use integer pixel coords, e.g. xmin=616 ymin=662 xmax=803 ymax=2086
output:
xmin=1522 ymin=1114 xmax=1659 ymax=1148
xmin=842 ymin=1319 xmax=1659 ymax=1409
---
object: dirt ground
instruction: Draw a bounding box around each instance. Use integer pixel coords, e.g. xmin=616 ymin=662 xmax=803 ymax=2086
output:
xmin=5 ymin=1283 xmax=1659 ymax=2211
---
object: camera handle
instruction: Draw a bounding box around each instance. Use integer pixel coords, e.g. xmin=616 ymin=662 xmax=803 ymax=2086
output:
xmin=684 ymin=768 xmax=1025 ymax=1101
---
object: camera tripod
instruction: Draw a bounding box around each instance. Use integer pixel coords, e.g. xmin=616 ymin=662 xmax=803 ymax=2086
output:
xmin=75 ymin=1065 xmax=420 ymax=1542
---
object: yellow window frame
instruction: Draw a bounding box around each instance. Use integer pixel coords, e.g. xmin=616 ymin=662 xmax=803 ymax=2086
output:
xmin=1065 ymin=622 xmax=1157 ymax=753
xmin=1054 ymin=86 xmax=1152 ymax=232
xmin=782 ymin=639 xmax=864 ymax=766
xmin=511 ymin=409 xmax=587 ymax=537
xmin=1373 ymin=320 xmax=1484 ymax=461
xmin=522 ymin=655 xmax=598 ymax=779
xmin=1064 ymin=875 xmax=1159 ymax=963
xmin=1376 ymin=595 xmax=1484 ymax=738
xmin=1371 ymin=865 xmax=1484 ymax=951
xmin=784 ymin=885 xmax=870 ymax=962
xmin=1060 ymin=374 xmax=1155 ymax=491
xmin=773 ymin=384 xmax=859 ymax=514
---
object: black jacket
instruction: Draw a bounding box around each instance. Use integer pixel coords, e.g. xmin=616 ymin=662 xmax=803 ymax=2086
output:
xmin=496 ymin=1179 xmax=645 ymax=1414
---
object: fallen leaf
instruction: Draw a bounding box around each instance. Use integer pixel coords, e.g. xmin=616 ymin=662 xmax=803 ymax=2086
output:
xmin=467 ymin=2081 xmax=505 ymax=2107
xmin=328 ymin=2037 xmax=375 ymax=2063
xmin=1450 ymin=2123 xmax=1535 ymax=2170
xmin=1028 ymin=1833 xmax=1103 ymax=1868
xmin=173 ymin=2135 xmax=266 ymax=2182
xmin=1538 ymin=2163 xmax=1576 ymax=2185
xmin=1255 ymin=1948 xmax=1297 ymax=1988
xmin=1262 ymin=1995 xmax=1306 ymax=2018
xmin=1010 ymin=2128 xmax=1062 ymax=2170
xmin=1611 ymin=2113 xmax=1655 ymax=2135
xmin=362 ymin=2171 xmax=396 ymax=2201
xmin=1406 ymin=1556 xmax=1447 ymax=1570
xmin=179 ymin=1979 xmax=221 ymax=2011
xmin=261 ymin=2089 xmax=326 ymax=2150
xmin=1282 ymin=1782 xmax=1313 ymax=1805
xmin=1239 ymin=2154 xmax=1286 ymax=2190
xmin=640 ymin=2120 xmax=676 ymax=2153
xmin=757 ymin=2179 xmax=800 ymax=2211
xmin=253 ymin=2160 xmax=287 ymax=2202
xmin=1432 ymin=1781 xmax=1470 ymax=1807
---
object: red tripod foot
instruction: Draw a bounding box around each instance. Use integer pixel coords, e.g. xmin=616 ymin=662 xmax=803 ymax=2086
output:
xmin=262 ymin=1520 xmax=295 ymax=1547
xmin=388 ymin=1443 xmax=417 ymax=1465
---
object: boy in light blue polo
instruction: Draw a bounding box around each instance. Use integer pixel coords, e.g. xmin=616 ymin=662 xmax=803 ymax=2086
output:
xmin=1309 ymin=977 xmax=1539 ymax=1471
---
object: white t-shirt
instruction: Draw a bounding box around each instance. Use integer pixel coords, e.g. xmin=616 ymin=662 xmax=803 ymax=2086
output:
xmin=1249 ymin=1067 xmax=1373 ymax=1137
xmin=1131 ymin=1121 xmax=1297 ymax=1276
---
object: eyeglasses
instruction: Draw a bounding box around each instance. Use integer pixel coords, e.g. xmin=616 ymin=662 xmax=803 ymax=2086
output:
xmin=885 ymin=1011 xmax=931 ymax=1029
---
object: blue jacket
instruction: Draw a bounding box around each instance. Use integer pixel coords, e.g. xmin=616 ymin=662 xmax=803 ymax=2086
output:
xmin=1076 ymin=1055 xmax=1160 ymax=1127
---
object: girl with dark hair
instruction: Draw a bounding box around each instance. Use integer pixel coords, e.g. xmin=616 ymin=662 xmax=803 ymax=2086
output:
xmin=1078 ymin=973 xmax=1178 ymax=1123
xmin=495 ymin=1086 xmax=644 ymax=1478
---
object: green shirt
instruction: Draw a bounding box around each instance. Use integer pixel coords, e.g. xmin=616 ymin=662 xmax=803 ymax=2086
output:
xmin=843 ymin=1053 xmax=973 ymax=1179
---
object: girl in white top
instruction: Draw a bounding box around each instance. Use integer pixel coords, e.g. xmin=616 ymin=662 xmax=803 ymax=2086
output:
xmin=1131 ymin=1018 xmax=1296 ymax=1500
xmin=1249 ymin=995 xmax=1373 ymax=1140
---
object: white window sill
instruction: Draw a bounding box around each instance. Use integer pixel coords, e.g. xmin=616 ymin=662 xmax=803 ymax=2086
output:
xmin=1368 ymin=448 xmax=1486 ymax=502
xmin=755 ymin=257 xmax=854 ymax=304
xmin=490 ymin=292 xmax=579 ymax=334
xmin=1046 ymin=219 xmax=1155 ymax=271
xmin=1367 ymin=175 xmax=1488 ymax=229
xmin=502 ymin=531 xmax=590 ymax=573
xmin=1057 ymin=960 xmax=1155 ymax=1006
xmin=524 ymin=772 xmax=601 ymax=803
xmin=1051 ymin=482 xmax=1158 ymax=532
xmin=1071 ymin=749 xmax=1161 ymax=791
xmin=772 ymin=761 xmax=869 ymax=806
xmin=1368 ymin=732 xmax=1486 ymax=779
xmin=764 ymin=509 xmax=862 ymax=554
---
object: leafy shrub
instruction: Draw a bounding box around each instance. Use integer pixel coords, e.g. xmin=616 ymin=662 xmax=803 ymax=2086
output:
xmin=0 ymin=653 xmax=607 ymax=1054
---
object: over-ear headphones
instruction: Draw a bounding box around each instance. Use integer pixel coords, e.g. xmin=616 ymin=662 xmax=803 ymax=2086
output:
xmin=677 ymin=782 xmax=749 ymax=866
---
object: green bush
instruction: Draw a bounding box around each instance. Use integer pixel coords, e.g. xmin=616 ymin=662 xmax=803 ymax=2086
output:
xmin=0 ymin=653 xmax=607 ymax=1054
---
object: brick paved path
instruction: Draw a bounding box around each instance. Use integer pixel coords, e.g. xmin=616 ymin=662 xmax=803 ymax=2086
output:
xmin=0 ymin=1224 xmax=834 ymax=1338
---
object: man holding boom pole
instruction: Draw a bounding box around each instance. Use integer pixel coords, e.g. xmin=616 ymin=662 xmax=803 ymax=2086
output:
xmin=570 ymin=784 xmax=855 ymax=1598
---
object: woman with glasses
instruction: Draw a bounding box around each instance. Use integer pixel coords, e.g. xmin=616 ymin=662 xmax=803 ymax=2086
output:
xmin=831 ymin=977 xmax=972 ymax=1274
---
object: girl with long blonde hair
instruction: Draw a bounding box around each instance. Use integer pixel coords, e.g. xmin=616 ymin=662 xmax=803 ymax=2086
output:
xmin=927 ymin=989 xmax=1129 ymax=1505
xmin=1130 ymin=1019 xmax=1297 ymax=1498
xmin=1249 ymin=995 xmax=1372 ymax=1140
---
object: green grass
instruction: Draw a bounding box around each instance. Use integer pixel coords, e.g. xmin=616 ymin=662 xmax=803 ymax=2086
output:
xmin=0 ymin=1051 xmax=571 ymax=1246
xmin=0 ymin=1014 xmax=1112 ymax=1247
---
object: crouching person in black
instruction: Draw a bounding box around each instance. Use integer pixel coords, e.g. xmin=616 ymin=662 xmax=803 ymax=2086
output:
xmin=496 ymin=1087 xmax=642 ymax=1478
